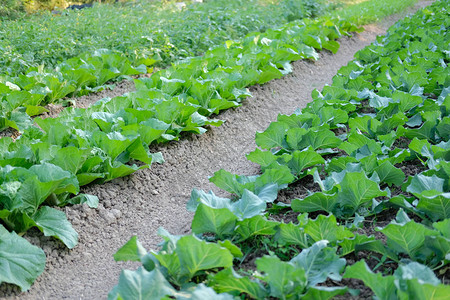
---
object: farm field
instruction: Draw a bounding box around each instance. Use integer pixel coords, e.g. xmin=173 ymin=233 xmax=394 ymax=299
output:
xmin=0 ymin=0 xmax=448 ymax=298
xmin=107 ymin=0 xmax=450 ymax=298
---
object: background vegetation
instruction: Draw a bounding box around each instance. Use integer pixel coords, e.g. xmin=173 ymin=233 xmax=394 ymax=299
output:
xmin=0 ymin=0 xmax=329 ymax=75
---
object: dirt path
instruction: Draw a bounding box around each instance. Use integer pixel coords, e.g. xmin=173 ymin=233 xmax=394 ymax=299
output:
xmin=0 ymin=1 xmax=433 ymax=299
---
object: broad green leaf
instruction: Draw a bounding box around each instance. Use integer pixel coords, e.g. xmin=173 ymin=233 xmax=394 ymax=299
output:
xmin=25 ymin=105 xmax=49 ymax=117
xmin=288 ymin=149 xmax=325 ymax=175
xmin=399 ymin=121 xmax=436 ymax=142
xmin=255 ymin=122 xmax=289 ymax=149
xmin=217 ymin=240 xmax=243 ymax=258
xmin=159 ymin=77 xmax=185 ymax=95
xmin=359 ymin=154 xmax=378 ymax=173
xmin=406 ymin=113 xmax=423 ymax=127
xmin=353 ymin=238 xmax=399 ymax=262
xmin=301 ymin=286 xmax=348 ymax=300
xmin=424 ymin=235 xmax=450 ymax=264
xmin=32 ymin=206 xmax=78 ymax=249
xmin=30 ymin=163 xmax=79 ymax=195
xmin=16 ymin=163 xmax=79 ymax=212
xmin=91 ymin=111 xmax=120 ymax=132
xmin=176 ymin=235 xmax=233 ymax=279
xmin=209 ymin=169 xmax=244 ymax=196
xmin=125 ymin=138 xmax=154 ymax=165
xmin=304 ymin=214 xmax=353 ymax=244
xmin=394 ymin=262 xmax=440 ymax=286
xmin=5 ymin=109 xmax=33 ymax=132
xmin=297 ymin=128 xmax=342 ymax=151
xmin=0 ymin=225 xmax=46 ymax=291
xmin=113 ymin=236 xmax=147 ymax=262
xmin=258 ymin=63 xmax=283 ymax=84
xmin=92 ymin=131 xmax=134 ymax=161
xmin=290 ymin=241 xmax=346 ymax=286
xmin=76 ymin=172 xmax=104 ymax=186
xmin=398 ymin=279 xmax=450 ymax=300
xmin=322 ymin=40 xmax=340 ymax=54
xmin=256 ymin=255 xmax=307 ymax=298
xmin=393 ymin=90 xmax=423 ymax=112
xmin=378 ymin=217 xmax=439 ymax=259
xmin=369 ymin=93 xmax=393 ymax=109
xmin=406 ymin=174 xmax=444 ymax=196
xmin=436 ymin=117 xmax=450 ymax=140
xmin=246 ymin=148 xmax=278 ymax=168
xmin=387 ymin=148 xmax=410 ymax=165
xmin=154 ymin=99 xmax=196 ymax=126
xmin=379 ymin=131 xmax=398 ymax=147
xmin=137 ymin=119 xmax=170 ymax=145
xmin=338 ymin=234 xmax=375 ymax=256
xmin=0 ymin=210 xmax=35 ymax=234
xmin=156 ymin=228 xmax=182 ymax=254
xmin=64 ymin=68 xmax=97 ymax=88
xmin=277 ymin=113 xmax=320 ymax=130
xmin=376 ymin=112 xmax=408 ymax=135
xmin=235 ymin=215 xmax=278 ymax=241
xmin=433 ymin=219 xmax=450 ymax=238
xmin=337 ymin=171 xmax=387 ymax=212
xmin=286 ymin=127 xmax=308 ymax=150
xmin=66 ymin=193 xmax=99 ymax=208
xmin=208 ymin=268 xmax=267 ymax=299
xmin=231 ymin=190 xmax=266 ymax=220
xmin=255 ymin=164 xmax=295 ymax=188
xmin=343 ymin=260 xmax=397 ymax=300
xmin=191 ymin=204 xmax=237 ymax=238
xmin=275 ymin=222 xmax=309 ymax=248
xmin=187 ymin=189 xmax=231 ymax=212
xmin=375 ymin=160 xmax=405 ymax=186
xmin=176 ymin=284 xmax=234 ymax=300
xmin=416 ymin=193 xmax=450 ymax=221
xmin=255 ymin=183 xmax=279 ymax=203
xmin=108 ymin=267 xmax=175 ymax=300
xmin=348 ymin=115 xmax=373 ymax=134
xmin=153 ymin=252 xmax=180 ymax=281
xmin=409 ymin=138 xmax=432 ymax=155
xmin=339 ymin=131 xmax=382 ymax=156
xmin=291 ymin=192 xmax=338 ymax=214
xmin=104 ymin=161 xmax=140 ymax=182
xmin=317 ymin=107 xmax=348 ymax=127
xmin=395 ymin=262 xmax=450 ymax=300
xmin=303 ymin=34 xmax=322 ymax=50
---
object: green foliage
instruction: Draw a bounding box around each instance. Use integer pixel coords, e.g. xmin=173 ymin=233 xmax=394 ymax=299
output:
xmin=110 ymin=1 xmax=450 ymax=298
xmin=0 ymin=0 xmax=335 ymax=134
xmin=2 ymin=0 xmax=447 ymax=294
xmin=0 ymin=0 xmax=421 ymax=130
xmin=332 ymin=0 xmax=419 ymax=25
xmin=0 ymin=0 xmax=328 ymax=75
xmin=344 ymin=260 xmax=450 ymax=299
xmin=0 ymin=224 xmax=46 ymax=291
xmin=0 ymin=0 xmax=24 ymax=19
xmin=109 ymin=237 xmax=349 ymax=299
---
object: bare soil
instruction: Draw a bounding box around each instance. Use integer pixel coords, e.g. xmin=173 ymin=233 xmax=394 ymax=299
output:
xmin=0 ymin=1 xmax=434 ymax=299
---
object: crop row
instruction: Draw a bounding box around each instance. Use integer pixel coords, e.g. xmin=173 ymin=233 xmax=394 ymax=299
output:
xmin=0 ymin=0 xmax=329 ymax=133
xmin=0 ymin=14 xmax=360 ymax=290
xmin=109 ymin=1 xmax=450 ymax=299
